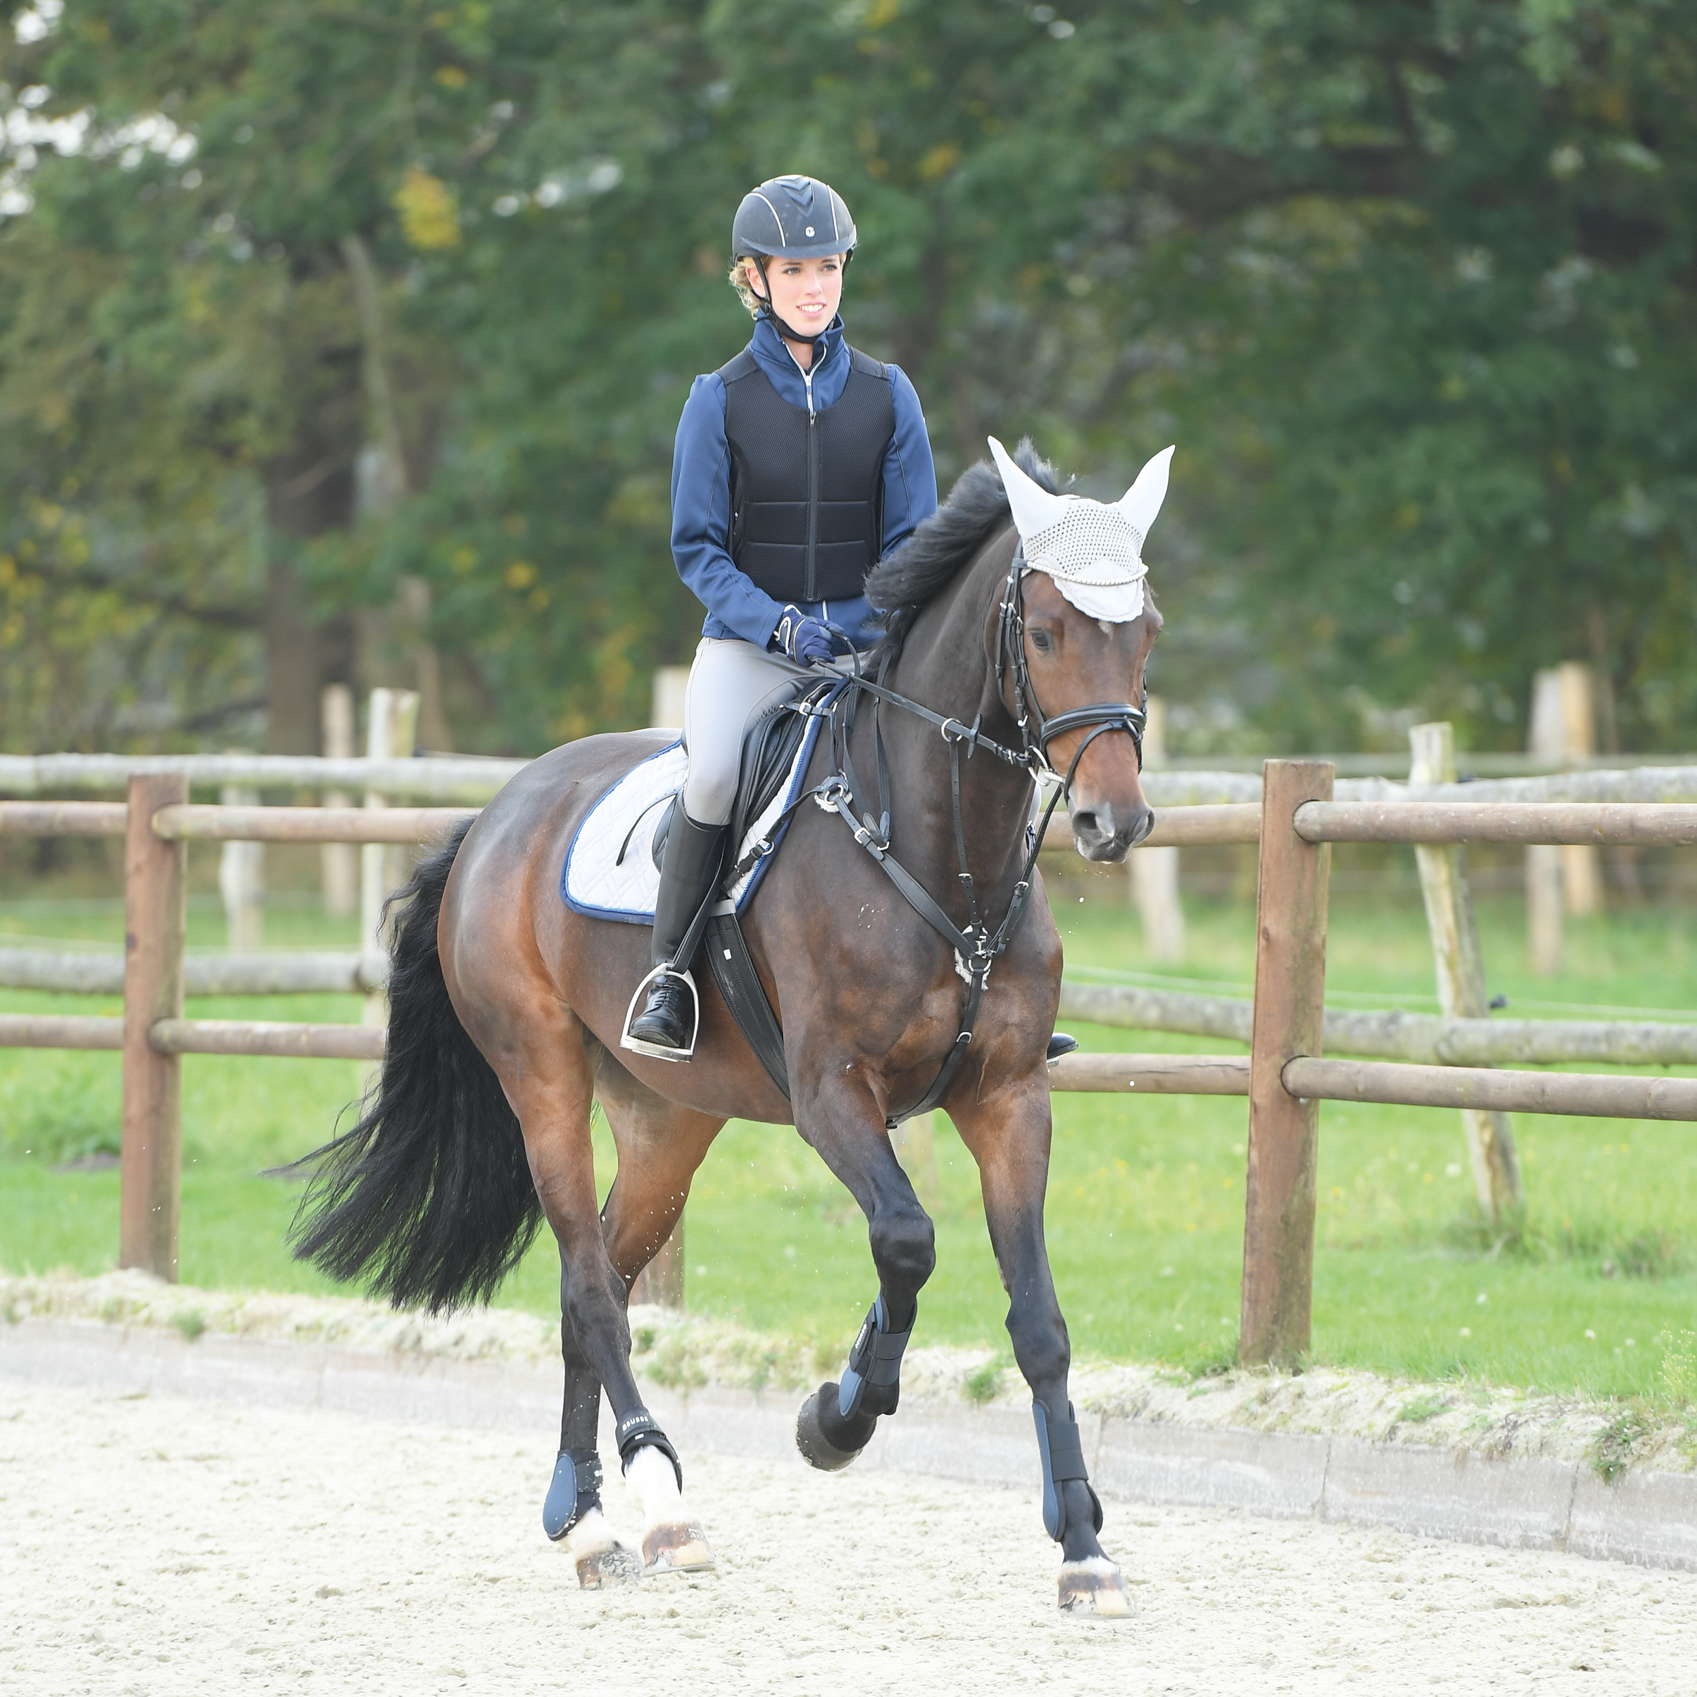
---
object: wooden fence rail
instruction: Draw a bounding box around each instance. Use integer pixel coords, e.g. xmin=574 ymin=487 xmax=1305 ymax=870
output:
xmin=12 ymin=753 xmax=1697 ymax=807
xmin=1296 ymin=800 xmax=1697 ymax=847
xmin=0 ymin=949 xmax=381 ymax=996
xmin=1057 ymin=982 xmax=1697 ymax=1066
xmin=4 ymin=768 xmax=1695 ymax=1369
xmin=1283 ymin=1057 xmax=1697 ymax=1122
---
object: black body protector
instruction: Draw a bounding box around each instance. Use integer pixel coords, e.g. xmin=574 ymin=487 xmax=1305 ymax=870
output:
xmin=718 ymin=345 xmax=894 ymax=606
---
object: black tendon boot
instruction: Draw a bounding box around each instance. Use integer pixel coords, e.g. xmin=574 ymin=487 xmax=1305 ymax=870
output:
xmin=623 ymin=810 xmax=728 ymax=1059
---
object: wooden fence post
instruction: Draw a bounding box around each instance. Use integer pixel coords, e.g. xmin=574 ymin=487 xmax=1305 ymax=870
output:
xmin=651 ymin=665 xmax=689 ymax=731
xmin=1556 ymin=662 xmax=1603 ymax=915
xmin=321 ymin=683 xmax=358 ymax=918
xmin=1409 ymin=724 xmax=1522 ymax=1222
xmin=361 ymin=688 xmax=420 ymax=1025
xmin=1526 ymin=663 xmax=1603 ymax=970
xmin=1239 ymin=759 xmax=1333 ymax=1368
xmin=121 ymin=773 xmax=187 ymax=1280
xmin=1130 ymin=696 xmax=1185 ymax=962
xmin=218 ymin=776 xmax=264 ymax=951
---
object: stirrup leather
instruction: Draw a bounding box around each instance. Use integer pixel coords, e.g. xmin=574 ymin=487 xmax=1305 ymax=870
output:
xmin=620 ymin=964 xmax=701 ymax=1062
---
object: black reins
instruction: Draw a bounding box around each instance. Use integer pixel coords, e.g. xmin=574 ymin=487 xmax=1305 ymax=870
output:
xmin=752 ymin=547 xmax=1147 ymax=1124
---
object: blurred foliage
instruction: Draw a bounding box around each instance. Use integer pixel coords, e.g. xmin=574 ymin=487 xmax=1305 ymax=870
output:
xmin=1 ymin=0 xmax=1693 ymax=755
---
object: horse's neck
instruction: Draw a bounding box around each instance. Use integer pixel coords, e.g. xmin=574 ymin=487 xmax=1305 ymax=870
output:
xmin=876 ymin=539 xmax=1032 ymax=887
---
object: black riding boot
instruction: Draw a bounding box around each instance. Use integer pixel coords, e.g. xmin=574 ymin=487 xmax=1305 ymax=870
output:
xmin=623 ymin=809 xmax=728 ymax=1059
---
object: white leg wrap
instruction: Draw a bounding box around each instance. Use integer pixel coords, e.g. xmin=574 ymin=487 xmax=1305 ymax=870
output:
xmin=563 ymin=1506 xmax=617 ymax=1560
xmin=625 ymin=1443 xmax=686 ymax=1523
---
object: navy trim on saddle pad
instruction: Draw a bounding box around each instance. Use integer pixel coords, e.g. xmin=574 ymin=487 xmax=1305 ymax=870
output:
xmin=558 ymin=710 xmax=829 ymax=926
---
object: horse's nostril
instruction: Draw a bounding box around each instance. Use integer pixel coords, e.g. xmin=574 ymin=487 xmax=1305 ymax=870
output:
xmin=1072 ymin=809 xmax=1098 ymax=837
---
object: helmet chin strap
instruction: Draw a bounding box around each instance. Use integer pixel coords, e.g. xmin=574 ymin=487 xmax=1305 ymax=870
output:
xmin=756 ymin=303 xmax=829 ymax=346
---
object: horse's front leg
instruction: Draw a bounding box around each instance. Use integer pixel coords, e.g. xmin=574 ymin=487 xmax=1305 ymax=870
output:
xmin=951 ymin=1074 xmax=1131 ymax=1618
xmin=790 ymin=1073 xmax=936 ymax=1472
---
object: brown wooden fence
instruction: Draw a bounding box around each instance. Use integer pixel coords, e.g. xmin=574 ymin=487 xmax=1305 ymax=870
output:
xmin=4 ymin=764 xmax=1696 ymax=1367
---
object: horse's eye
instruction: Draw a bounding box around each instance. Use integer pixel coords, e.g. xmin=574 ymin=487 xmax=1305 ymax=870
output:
xmin=1030 ymin=628 xmax=1053 ymax=654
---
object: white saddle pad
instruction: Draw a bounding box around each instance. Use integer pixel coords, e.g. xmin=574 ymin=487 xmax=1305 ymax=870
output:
xmin=560 ymin=717 xmax=827 ymax=925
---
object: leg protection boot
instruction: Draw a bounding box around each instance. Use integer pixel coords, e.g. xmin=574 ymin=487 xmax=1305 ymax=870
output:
xmin=623 ymin=809 xmax=728 ymax=1059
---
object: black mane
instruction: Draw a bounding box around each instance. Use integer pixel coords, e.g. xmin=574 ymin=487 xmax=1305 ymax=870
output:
xmin=865 ymin=438 xmax=1061 ymax=654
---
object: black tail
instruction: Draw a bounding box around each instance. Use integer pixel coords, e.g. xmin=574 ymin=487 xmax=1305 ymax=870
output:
xmin=284 ymin=821 xmax=541 ymax=1312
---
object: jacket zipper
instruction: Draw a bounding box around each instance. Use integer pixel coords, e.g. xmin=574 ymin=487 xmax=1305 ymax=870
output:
xmin=803 ymin=365 xmax=819 ymax=603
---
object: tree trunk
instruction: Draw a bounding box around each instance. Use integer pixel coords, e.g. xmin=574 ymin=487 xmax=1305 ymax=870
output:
xmin=263 ymin=442 xmax=357 ymax=756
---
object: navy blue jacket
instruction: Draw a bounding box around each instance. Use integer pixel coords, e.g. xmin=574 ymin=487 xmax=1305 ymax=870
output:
xmin=670 ymin=314 xmax=938 ymax=651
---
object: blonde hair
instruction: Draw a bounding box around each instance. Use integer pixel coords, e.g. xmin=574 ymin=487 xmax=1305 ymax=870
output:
xmin=728 ymin=255 xmax=762 ymax=318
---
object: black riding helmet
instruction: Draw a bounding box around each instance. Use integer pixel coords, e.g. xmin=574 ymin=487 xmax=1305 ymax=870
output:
xmin=731 ymin=175 xmax=857 ymax=344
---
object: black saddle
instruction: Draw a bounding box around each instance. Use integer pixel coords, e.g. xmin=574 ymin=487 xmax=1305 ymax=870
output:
xmin=649 ymin=675 xmax=838 ymax=872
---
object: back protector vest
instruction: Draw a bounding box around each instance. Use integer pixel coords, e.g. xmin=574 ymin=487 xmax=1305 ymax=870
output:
xmin=719 ymin=345 xmax=894 ymax=605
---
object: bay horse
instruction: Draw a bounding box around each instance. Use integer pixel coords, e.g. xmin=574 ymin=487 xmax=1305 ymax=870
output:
xmin=286 ymin=436 xmax=1169 ymax=1615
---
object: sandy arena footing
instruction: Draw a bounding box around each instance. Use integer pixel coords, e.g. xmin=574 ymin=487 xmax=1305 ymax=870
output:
xmin=5 ymin=1309 xmax=1697 ymax=1696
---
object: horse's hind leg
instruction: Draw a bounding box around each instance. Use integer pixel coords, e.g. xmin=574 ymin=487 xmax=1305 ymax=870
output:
xmin=558 ymin=1065 xmax=723 ymax=1578
xmin=547 ymin=1286 xmax=643 ymax=1589
xmin=473 ymin=1013 xmax=686 ymax=1585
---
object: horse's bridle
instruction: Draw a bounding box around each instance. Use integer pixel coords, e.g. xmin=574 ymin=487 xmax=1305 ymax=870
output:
xmin=992 ymin=548 xmax=1148 ymax=790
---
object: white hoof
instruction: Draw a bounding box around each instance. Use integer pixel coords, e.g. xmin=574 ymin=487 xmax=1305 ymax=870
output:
xmin=1058 ymin=1556 xmax=1132 ymax=1617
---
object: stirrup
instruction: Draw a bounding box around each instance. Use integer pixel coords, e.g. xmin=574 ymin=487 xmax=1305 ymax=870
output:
xmin=620 ymin=964 xmax=700 ymax=1062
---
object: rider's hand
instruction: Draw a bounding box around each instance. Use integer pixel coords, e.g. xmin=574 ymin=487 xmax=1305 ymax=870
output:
xmin=772 ymin=606 xmax=839 ymax=667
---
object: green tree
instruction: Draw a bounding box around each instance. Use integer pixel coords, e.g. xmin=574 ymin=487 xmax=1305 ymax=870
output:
xmin=4 ymin=0 xmax=1693 ymax=758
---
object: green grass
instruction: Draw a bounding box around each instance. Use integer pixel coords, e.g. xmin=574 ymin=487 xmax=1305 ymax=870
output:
xmin=4 ymin=867 xmax=1696 ymax=1407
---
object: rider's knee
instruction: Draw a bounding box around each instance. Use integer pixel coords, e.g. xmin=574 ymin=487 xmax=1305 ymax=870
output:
xmin=680 ymin=767 xmax=736 ymax=828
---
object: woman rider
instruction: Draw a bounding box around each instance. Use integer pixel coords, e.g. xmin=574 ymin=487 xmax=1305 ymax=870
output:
xmin=624 ymin=173 xmax=1074 ymax=1067
xmin=623 ymin=173 xmax=938 ymax=1059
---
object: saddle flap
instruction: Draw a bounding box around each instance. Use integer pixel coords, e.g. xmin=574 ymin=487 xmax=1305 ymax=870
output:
xmin=649 ymin=676 xmax=834 ymax=873
xmin=562 ymin=683 xmax=841 ymax=927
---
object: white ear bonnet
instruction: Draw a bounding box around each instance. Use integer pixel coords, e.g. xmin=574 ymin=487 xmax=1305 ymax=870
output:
xmin=987 ymin=436 xmax=1174 ymax=623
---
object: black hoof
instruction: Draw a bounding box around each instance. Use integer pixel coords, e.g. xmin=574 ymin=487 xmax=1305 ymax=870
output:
xmin=796 ymin=1382 xmax=876 ymax=1472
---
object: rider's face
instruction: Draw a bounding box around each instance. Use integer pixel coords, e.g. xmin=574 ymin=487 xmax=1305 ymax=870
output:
xmin=748 ymin=253 xmax=844 ymax=337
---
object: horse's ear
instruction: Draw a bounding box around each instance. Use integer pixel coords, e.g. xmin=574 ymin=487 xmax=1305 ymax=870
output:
xmin=988 ymin=435 xmax=1066 ymax=542
xmin=1118 ymin=445 xmax=1175 ymax=541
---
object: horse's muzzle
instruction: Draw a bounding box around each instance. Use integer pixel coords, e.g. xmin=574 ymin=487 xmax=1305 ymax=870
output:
xmin=1070 ymin=803 xmax=1155 ymax=863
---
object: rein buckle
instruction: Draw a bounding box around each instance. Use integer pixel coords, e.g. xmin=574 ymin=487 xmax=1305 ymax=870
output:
xmin=852 ymin=822 xmax=888 ymax=859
